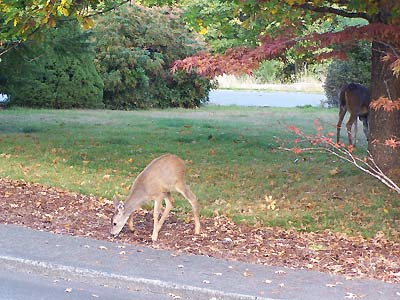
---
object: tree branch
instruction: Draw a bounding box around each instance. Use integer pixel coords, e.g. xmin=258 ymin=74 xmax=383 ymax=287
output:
xmin=85 ymin=0 xmax=131 ymax=18
xmin=293 ymin=3 xmax=372 ymax=22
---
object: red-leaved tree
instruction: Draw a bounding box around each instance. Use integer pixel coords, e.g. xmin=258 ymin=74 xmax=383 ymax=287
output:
xmin=170 ymin=0 xmax=400 ymax=183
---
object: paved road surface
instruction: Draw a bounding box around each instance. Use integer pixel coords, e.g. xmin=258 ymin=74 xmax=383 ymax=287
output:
xmin=209 ymin=90 xmax=326 ymax=107
xmin=0 ymin=224 xmax=398 ymax=300
xmin=1 ymin=266 xmax=173 ymax=300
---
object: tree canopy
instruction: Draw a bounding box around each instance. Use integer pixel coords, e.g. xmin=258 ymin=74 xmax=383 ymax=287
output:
xmin=171 ymin=1 xmax=400 ymax=78
xmin=0 ymin=0 xmax=128 ymax=56
xmin=168 ymin=0 xmax=400 ymax=181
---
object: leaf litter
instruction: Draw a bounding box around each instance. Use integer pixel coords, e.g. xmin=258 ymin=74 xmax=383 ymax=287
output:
xmin=0 ymin=178 xmax=398 ymax=283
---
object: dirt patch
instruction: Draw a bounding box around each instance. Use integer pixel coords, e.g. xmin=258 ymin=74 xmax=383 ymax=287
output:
xmin=0 ymin=177 xmax=399 ymax=283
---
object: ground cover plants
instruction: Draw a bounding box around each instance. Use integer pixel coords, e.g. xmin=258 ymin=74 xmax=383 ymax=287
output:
xmin=0 ymin=106 xmax=398 ymax=240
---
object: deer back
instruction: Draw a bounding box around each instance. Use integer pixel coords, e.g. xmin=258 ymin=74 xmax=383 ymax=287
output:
xmin=128 ymin=154 xmax=186 ymax=201
xmin=339 ymin=83 xmax=371 ymax=115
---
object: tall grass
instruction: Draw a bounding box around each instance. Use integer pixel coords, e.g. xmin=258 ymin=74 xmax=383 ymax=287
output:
xmin=0 ymin=106 xmax=398 ymax=239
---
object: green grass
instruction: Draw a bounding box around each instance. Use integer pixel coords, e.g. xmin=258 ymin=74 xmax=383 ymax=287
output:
xmin=0 ymin=106 xmax=398 ymax=239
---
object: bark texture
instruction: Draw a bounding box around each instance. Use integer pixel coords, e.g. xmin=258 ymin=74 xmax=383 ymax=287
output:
xmin=368 ymin=6 xmax=400 ymax=183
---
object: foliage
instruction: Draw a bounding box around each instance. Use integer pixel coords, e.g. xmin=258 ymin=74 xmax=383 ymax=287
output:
xmin=252 ymin=59 xmax=319 ymax=84
xmin=0 ymin=0 xmax=127 ymax=56
xmin=181 ymin=0 xmax=261 ymax=53
xmin=252 ymin=60 xmax=284 ymax=83
xmin=0 ymin=20 xmax=103 ymax=109
xmin=93 ymin=4 xmax=214 ymax=109
xmin=167 ymin=1 xmax=399 ymax=85
xmin=173 ymin=21 xmax=400 ymax=78
xmin=180 ymin=0 xmax=334 ymax=82
xmin=324 ymin=42 xmax=371 ymax=107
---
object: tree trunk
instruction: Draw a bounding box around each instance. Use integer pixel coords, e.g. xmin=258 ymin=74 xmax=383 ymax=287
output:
xmin=369 ymin=41 xmax=400 ymax=183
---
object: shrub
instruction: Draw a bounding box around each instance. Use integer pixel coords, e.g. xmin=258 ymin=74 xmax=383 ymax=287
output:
xmin=252 ymin=60 xmax=284 ymax=83
xmin=93 ymin=4 xmax=214 ymax=110
xmin=0 ymin=20 xmax=104 ymax=109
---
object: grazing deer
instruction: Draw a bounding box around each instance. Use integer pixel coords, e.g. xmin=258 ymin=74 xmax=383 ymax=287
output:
xmin=110 ymin=154 xmax=200 ymax=241
xmin=336 ymin=83 xmax=371 ymax=146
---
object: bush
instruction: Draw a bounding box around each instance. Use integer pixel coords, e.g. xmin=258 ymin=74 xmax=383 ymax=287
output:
xmin=323 ymin=42 xmax=371 ymax=107
xmin=0 ymin=20 xmax=104 ymax=109
xmin=252 ymin=60 xmax=284 ymax=83
xmin=93 ymin=4 xmax=215 ymax=110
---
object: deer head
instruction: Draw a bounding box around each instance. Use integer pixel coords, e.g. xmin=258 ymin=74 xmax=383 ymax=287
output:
xmin=110 ymin=197 xmax=130 ymax=236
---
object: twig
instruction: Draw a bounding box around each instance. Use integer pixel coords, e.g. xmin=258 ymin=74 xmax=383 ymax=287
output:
xmin=280 ymin=123 xmax=400 ymax=194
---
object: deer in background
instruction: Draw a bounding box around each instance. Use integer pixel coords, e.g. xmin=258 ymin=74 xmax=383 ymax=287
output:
xmin=110 ymin=154 xmax=200 ymax=241
xmin=336 ymin=83 xmax=371 ymax=146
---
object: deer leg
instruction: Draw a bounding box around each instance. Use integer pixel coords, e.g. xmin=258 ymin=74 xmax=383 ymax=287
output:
xmin=360 ymin=116 xmax=369 ymax=141
xmin=346 ymin=113 xmax=358 ymax=146
xmin=337 ymin=106 xmax=347 ymax=144
xmin=155 ymin=193 xmax=174 ymax=234
xmin=353 ymin=117 xmax=358 ymax=147
xmin=176 ymin=183 xmax=200 ymax=235
xmin=151 ymin=197 xmax=162 ymax=241
xmin=127 ymin=214 xmax=135 ymax=232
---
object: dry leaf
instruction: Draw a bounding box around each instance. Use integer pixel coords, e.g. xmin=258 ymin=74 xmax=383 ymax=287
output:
xmin=243 ymin=270 xmax=252 ymax=277
xmin=329 ymin=167 xmax=340 ymax=176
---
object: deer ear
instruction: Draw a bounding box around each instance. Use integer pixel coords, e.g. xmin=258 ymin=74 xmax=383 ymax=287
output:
xmin=112 ymin=196 xmax=120 ymax=208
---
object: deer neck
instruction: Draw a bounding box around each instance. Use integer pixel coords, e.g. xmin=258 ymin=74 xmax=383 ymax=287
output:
xmin=124 ymin=185 xmax=148 ymax=213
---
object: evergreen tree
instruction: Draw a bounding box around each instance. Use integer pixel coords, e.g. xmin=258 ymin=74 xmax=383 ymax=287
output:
xmin=0 ymin=20 xmax=103 ymax=109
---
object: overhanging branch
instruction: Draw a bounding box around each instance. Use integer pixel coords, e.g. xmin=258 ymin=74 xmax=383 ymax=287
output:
xmin=85 ymin=0 xmax=131 ymax=18
xmin=293 ymin=3 xmax=372 ymax=22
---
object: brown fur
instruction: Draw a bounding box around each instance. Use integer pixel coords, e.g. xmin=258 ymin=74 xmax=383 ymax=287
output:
xmin=336 ymin=83 xmax=371 ymax=146
xmin=110 ymin=154 xmax=200 ymax=241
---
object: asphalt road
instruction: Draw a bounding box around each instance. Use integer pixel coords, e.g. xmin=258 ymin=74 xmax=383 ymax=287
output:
xmin=0 ymin=224 xmax=399 ymax=300
xmin=209 ymin=89 xmax=326 ymax=107
xmin=0 ymin=264 xmax=174 ymax=300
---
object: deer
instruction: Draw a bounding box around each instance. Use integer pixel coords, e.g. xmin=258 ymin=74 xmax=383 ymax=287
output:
xmin=110 ymin=154 xmax=200 ymax=241
xmin=336 ymin=83 xmax=371 ymax=146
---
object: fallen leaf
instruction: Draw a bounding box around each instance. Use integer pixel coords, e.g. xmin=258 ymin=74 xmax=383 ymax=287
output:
xmin=344 ymin=292 xmax=358 ymax=299
xmin=243 ymin=270 xmax=252 ymax=277
xmin=329 ymin=168 xmax=340 ymax=176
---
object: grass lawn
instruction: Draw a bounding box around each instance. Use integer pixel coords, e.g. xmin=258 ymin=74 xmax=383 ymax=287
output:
xmin=0 ymin=106 xmax=398 ymax=239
